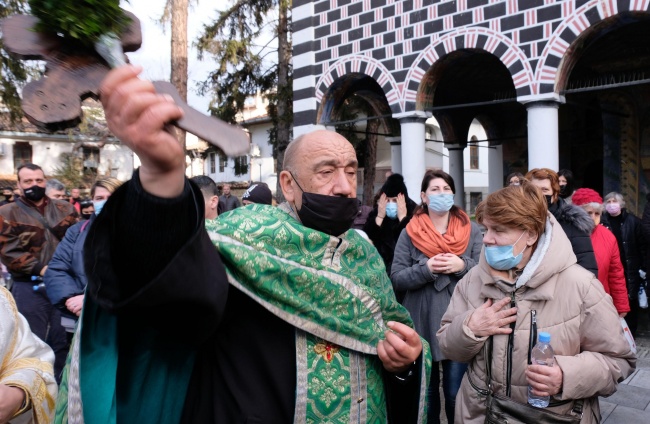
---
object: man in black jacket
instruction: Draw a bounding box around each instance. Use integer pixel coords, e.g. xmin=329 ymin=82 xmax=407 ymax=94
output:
xmin=219 ymin=183 xmax=240 ymax=211
xmin=527 ymin=168 xmax=598 ymax=276
xmin=65 ymin=65 xmax=428 ymax=423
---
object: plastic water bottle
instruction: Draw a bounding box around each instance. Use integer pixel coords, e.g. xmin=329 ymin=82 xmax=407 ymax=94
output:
xmin=640 ymin=271 xmax=648 ymax=309
xmin=528 ymin=332 xmax=554 ymax=408
xmin=640 ymin=284 xmax=648 ymax=309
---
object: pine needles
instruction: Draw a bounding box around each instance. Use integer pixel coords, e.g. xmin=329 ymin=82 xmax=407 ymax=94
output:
xmin=28 ymin=0 xmax=129 ymax=46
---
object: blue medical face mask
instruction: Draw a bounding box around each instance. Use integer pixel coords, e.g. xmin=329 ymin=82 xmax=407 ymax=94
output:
xmin=484 ymin=231 xmax=527 ymax=271
xmin=385 ymin=202 xmax=398 ymax=219
xmin=427 ymin=193 xmax=454 ymax=213
xmin=93 ymin=200 xmax=107 ymax=215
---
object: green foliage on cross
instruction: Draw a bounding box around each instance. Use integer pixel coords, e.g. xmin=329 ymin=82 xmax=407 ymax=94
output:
xmin=28 ymin=0 xmax=129 ymax=45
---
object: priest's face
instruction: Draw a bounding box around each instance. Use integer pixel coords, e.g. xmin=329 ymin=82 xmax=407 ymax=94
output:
xmin=280 ymin=130 xmax=358 ymax=210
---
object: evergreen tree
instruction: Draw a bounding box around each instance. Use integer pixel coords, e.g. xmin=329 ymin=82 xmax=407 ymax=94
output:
xmin=196 ymin=0 xmax=292 ymax=200
xmin=51 ymin=152 xmax=86 ymax=189
xmin=0 ymin=0 xmax=39 ymax=122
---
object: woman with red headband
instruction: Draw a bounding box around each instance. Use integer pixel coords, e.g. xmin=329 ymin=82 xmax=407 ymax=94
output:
xmin=572 ymin=188 xmax=630 ymax=316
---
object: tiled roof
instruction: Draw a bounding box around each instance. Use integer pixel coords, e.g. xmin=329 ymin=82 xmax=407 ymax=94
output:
xmin=0 ymin=176 xmax=16 ymax=187
xmin=0 ymin=99 xmax=111 ymax=139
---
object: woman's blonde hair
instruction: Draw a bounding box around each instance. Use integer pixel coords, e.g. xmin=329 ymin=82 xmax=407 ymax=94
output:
xmin=90 ymin=177 xmax=123 ymax=197
xmin=475 ymin=181 xmax=547 ymax=236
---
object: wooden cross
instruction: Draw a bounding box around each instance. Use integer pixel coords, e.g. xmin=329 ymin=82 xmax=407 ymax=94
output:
xmin=1 ymin=12 xmax=249 ymax=156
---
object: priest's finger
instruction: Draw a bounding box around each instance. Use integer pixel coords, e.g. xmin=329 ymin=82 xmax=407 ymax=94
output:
xmin=100 ymin=65 xmax=143 ymax=102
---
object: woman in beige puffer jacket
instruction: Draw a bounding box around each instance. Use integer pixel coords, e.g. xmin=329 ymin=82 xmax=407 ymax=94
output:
xmin=437 ymin=183 xmax=636 ymax=423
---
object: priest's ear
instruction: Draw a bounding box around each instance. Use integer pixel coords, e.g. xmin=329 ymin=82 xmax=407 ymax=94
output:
xmin=279 ymin=170 xmax=297 ymax=204
xmin=209 ymin=195 xmax=219 ymax=210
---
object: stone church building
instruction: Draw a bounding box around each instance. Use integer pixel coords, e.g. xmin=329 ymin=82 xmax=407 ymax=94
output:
xmin=292 ymin=0 xmax=650 ymax=213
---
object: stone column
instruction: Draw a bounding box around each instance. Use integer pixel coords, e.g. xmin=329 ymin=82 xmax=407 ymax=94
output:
xmin=394 ymin=112 xmax=428 ymax=202
xmin=488 ymin=144 xmax=504 ymax=193
xmin=386 ymin=136 xmax=402 ymax=174
xmin=527 ymin=101 xmax=560 ymax=170
xmin=446 ymin=145 xmax=466 ymax=209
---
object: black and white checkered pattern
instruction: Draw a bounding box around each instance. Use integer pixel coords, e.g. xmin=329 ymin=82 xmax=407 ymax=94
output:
xmin=293 ymin=0 xmax=650 ymax=131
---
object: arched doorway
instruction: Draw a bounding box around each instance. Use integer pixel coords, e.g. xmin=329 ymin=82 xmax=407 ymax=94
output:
xmin=559 ymin=13 xmax=650 ymax=214
xmin=318 ymin=73 xmax=399 ymax=204
xmin=417 ymin=49 xmax=527 ymax=205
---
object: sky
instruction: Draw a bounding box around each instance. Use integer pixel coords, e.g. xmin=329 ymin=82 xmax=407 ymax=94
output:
xmin=121 ymin=0 xmax=229 ymax=113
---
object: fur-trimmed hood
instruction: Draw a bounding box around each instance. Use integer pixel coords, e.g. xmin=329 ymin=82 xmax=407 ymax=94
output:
xmin=549 ymin=197 xmax=595 ymax=234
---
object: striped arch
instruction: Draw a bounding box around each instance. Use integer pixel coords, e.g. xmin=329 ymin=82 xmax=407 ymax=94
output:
xmin=315 ymin=56 xmax=400 ymax=112
xmin=536 ymin=0 xmax=650 ymax=94
xmin=402 ymin=27 xmax=534 ymax=111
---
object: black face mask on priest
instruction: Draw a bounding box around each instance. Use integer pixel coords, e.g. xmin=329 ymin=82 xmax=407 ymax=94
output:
xmin=288 ymin=173 xmax=359 ymax=237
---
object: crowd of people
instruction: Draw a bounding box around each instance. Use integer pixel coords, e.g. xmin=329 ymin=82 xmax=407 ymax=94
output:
xmin=0 ymin=65 xmax=643 ymax=424
xmin=0 ymin=162 xmax=276 ymax=423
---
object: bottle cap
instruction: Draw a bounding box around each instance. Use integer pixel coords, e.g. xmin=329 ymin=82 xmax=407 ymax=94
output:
xmin=538 ymin=332 xmax=551 ymax=343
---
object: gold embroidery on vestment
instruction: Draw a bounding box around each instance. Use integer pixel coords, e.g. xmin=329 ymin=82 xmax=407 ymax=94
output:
xmin=314 ymin=341 xmax=340 ymax=363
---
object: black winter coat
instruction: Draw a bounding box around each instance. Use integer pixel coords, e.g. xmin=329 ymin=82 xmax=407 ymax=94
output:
xmin=548 ymin=197 xmax=598 ymax=275
xmin=641 ymin=193 xmax=650 ymax=267
xmin=363 ymin=198 xmax=417 ymax=275
xmin=602 ymin=209 xmax=647 ymax=299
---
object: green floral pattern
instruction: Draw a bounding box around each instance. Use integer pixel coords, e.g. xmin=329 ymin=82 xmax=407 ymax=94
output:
xmin=208 ymin=204 xmax=431 ymax=422
xmin=207 ymin=205 xmax=411 ymax=353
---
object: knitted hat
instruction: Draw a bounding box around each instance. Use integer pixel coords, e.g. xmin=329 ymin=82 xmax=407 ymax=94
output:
xmin=381 ymin=173 xmax=408 ymax=197
xmin=242 ymin=182 xmax=272 ymax=205
xmin=572 ymin=188 xmax=603 ymax=206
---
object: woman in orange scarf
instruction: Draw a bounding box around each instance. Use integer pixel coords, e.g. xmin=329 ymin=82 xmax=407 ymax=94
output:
xmin=391 ymin=169 xmax=483 ymax=424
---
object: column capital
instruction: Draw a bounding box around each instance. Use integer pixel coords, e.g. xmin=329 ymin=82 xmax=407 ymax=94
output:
xmin=445 ymin=144 xmax=466 ymax=150
xmin=518 ymin=92 xmax=565 ymax=105
xmin=525 ymin=100 xmax=560 ymax=110
xmin=386 ymin=136 xmax=401 ymax=146
xmin=392 ymin=111 xmax=429 ymax=123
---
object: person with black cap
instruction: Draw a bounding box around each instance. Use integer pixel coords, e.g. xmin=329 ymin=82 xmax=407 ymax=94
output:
xmin=558 ymin=169 xmax=576 ymax=203
xmin=241 ymin=182 xmax=273 ymax=206
xmin=0 ymin=187 xmax=16 ymax=206
xmin=363 ymin=173 xmax=417 ymax=275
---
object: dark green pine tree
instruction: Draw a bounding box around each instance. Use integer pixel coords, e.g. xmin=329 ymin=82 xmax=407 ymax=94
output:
xmin=28 ymin=0 xmax=129 ymax=46
xmin=196 ymin=0 xmax=292 ymax=200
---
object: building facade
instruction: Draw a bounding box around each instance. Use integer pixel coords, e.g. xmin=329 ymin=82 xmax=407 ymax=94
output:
xmin=0 ymin=103 xmax=135 ymax=185
xmin=203 ymin=92 xmax=278 ymax=192
xmin=293 ymin=0 xmax=650 ymax=213
xmin=0 ymin=132 xmax=134 ymax=182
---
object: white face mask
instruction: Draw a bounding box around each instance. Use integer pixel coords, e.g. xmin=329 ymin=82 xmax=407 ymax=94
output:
xmin=484 ymin=231 xmax=527 ymax=270
xmin=93 ymin=200 xmax=107 ymax=215
xmin=427 ymin=193 xmax=454 ymax=213
xmin=385 ymin=202 xmax=398 ymax=219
